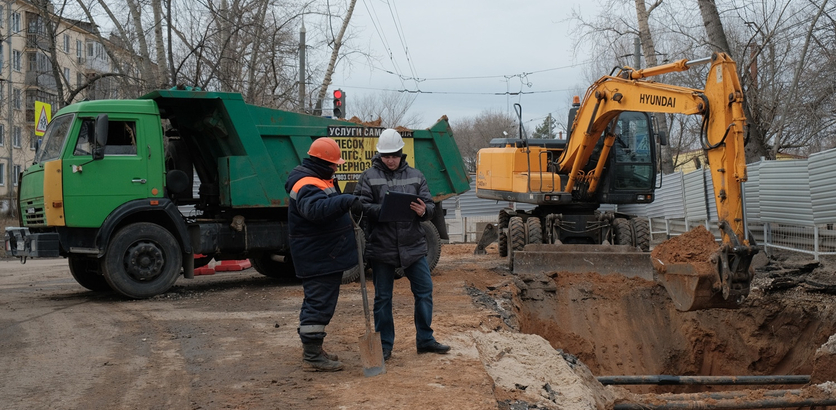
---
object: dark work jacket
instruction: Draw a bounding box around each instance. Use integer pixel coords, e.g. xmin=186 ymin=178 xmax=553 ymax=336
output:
xmin=285 ymin=158 xmax=358 ymax=278
xmin=353 ymin=153 xmax=434 ymax=268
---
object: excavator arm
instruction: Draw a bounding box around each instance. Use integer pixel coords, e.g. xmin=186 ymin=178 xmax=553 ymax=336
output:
xmin=560 ymin=52 xmax=756 ymax=310
xmin=474 ymin=53 xmax=757 ymax=311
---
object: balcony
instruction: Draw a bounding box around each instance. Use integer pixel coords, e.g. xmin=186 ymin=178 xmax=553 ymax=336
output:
xmin=24 ymin=71 xmax=57 ymax=91
xmin=25 ymin=33 xmax=50 ymax=50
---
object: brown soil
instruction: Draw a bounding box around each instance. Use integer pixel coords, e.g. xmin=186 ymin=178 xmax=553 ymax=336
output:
xmin=3 ymin=241 xmax=836 ymax=409
xmin=650 ymin=224 xmax=718 ymax=274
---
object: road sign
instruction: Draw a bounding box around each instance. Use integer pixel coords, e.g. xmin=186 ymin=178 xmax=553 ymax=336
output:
xmin=34 ymin=101 xmax=52 ymax=137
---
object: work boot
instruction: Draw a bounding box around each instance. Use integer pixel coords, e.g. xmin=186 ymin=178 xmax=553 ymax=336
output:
xmin=320 ymin=346 xmax=339 ymax=361
xmin=417 ymin=340 xmax=451 ymax=354
xmin=302 ymin=341 xmax=344 ymax=372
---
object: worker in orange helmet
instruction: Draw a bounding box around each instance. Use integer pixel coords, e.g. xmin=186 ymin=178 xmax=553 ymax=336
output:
xmin=285 ymin=137 xmax=363 ymax=372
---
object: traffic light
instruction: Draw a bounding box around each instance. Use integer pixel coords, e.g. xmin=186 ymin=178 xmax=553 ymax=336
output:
xmin=333 ymin=89 xmax=345 ymax=119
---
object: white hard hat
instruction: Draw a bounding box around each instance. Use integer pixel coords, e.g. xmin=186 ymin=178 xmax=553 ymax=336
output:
xmin=377 ymin=129 xmax=405 ymax=153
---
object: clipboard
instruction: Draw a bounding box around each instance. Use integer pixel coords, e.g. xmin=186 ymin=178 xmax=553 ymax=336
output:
xmin=378 ymin=191 xmax=421 ymax=222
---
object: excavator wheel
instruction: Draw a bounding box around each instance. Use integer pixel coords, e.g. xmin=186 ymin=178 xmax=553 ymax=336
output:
xmin=632 ymin=217 xmax=650 ymax=251
xmin=498 ymin=211 xmax=510 ymax=257
xmin=507 ymin=216 xmax=526 ymax=270
xmin=613 ymin=218 xmax=633 ymax=246
xmin=526 ymin=217 xmax=542 ymax=245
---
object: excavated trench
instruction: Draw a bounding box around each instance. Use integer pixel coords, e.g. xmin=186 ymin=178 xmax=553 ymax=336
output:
xmin=506 ymin=227 xmax=836 ymax=396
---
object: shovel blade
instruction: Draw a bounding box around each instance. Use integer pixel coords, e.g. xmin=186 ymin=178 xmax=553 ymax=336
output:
xmin=359 ymin=331 xmax=386 ymax=377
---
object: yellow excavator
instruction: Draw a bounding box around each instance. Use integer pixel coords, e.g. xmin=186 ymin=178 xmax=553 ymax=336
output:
xmin=475 ymin=53 xmax=758 ymax=311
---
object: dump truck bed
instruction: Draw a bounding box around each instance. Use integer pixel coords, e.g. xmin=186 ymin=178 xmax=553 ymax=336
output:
xmin=142 ymin=89 xmax=470 ymax=208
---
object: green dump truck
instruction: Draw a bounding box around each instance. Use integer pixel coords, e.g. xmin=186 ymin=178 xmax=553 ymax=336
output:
xmin=4 ymin=89 xmax=470 ymax=298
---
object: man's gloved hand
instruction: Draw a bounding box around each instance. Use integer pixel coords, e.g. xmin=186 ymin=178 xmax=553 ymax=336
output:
xmin=350 ymin=198 xmax=364 ymax=216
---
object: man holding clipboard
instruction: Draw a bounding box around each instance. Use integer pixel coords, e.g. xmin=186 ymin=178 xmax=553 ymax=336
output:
xmin=353 ymin=129 xmax=451 ymax=361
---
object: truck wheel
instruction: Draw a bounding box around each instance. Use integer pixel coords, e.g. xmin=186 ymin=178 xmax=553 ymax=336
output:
xmin=101 ymin=223 xmax=182 ymax=299
xmin=632 ymin=217 xmax=650 ymax=251
xmin=250 ymin=253 xmax=296 ymax=280
xmin=498 ymin=211 xmax=510 ymax=257
xmin=69 ymin=256 xmax=111 ymax=292
xmin=526 ymin=217 xmax=542 ymax=245
xmin=422 ymin=221 xmax=442 ymax=272
xmin=613 ymin=218 xmax=633 ymax=246
xmin=507 ymin=216 xmax=525 ymax=271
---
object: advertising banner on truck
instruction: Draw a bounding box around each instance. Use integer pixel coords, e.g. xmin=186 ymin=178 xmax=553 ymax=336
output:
xmin=327 ymin=126 xmax=415 ymax=192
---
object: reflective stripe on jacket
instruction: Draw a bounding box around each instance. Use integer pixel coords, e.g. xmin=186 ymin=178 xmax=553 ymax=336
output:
xmin=285 ymin=161 xmax=357 ymax=278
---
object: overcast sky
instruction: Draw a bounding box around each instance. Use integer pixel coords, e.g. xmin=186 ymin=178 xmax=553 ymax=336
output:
xmin=327 ymin=0 xmax=603 ymax=134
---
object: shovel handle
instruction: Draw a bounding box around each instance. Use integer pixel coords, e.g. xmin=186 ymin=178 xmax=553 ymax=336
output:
xmin=353 ymin=218 xmax=374 ymax=335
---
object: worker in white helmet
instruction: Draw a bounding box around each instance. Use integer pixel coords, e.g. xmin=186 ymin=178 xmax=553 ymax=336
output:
xmin=353 ymin=128 xmax=450 ymax=362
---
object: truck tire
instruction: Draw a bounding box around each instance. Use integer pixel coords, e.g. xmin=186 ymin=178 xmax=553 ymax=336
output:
xmin=632 ymin=217 xmax=650 ymax=251
xmin=101 ymin=222 xmax=183 ymax=299
xmin=422 ymin=220 xmax=442 ymax=272
xmin=69 ymin=256 xmax=111 ymax=292
xmin=526 ymin=217 xmax=542 ymax=245
xmin=613 ymin=218 xmax=633 ymax=246
xmin=507 ymin=216 xmax=525 ymax=271
xmin=250 ymin=253 xmax=296 ymax=280
xmin=498 ymin=211 xmax=510 ymax=257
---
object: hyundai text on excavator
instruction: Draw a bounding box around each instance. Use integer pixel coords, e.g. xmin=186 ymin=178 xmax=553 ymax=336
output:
xmin=475 ymin=53 xmax=758 ymax=311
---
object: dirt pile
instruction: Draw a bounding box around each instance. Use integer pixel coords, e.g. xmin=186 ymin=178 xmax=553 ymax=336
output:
xmin=650 ymin=225 xmax=718 ymax=273
xmin=473 ymin=331 xmax=621 ymax=409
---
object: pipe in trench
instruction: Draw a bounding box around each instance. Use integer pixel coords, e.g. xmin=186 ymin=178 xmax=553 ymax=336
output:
xmin=598 ymin=375 xmax=811 ymax=385
xmin=614 ymin=389 xmax=836 ymax=410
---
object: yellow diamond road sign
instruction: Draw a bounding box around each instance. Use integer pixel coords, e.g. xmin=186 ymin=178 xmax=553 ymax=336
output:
xmin=35 ymin=101 xmax=52 ymax=137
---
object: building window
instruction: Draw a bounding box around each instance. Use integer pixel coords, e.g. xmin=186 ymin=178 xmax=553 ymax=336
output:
xmin=11 ymin=12 xmax=20 ymax=33
xmin=0 ymin=44 xmax=3 ymax=70
xmin=64 ymin=67 xmax=70 ymax=83
xmin=12 ymin=50 xmax=21 ymax=72
xmin=30 ymin=131 xmax=38 ymax=150
xmin=13 ymin=88 xmax=21 ymax=110
xmin=76 ymin=40 xmax=82 ymax=59
xmin=0 ymin=124 xmax=4 ymax=146
xmin=0 ymin=163 xmax=5 ymax=186
xmin=63 ymin=34 xmax=70 ymax=53
xmin=0 ymin=6 xmax=4 ymax=28
xmin=13 ymin=126 xmax=21 ymax=148
xmin=13 ymin=165 xmax=21 ymax=186
xmin=77 ymin=72 xmax=83 ymax=88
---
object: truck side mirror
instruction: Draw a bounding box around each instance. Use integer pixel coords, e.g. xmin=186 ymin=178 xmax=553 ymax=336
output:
xmin=92 ymin=114 xmax=109 ymax=160
xmin=656 ymin=130 xmax=668 ymax=146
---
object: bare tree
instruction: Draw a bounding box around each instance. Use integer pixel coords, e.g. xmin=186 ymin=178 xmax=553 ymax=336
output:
xmin=313 ymin=0 xmax=357 ymax=115
xmin=452 ymin=110 xmax=517 ymax=173
xmin=349 ymin=92 xmax=421 ymax=128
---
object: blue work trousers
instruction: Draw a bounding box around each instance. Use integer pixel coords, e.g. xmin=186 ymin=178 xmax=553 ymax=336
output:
xmin=370 ymin=256 xmax=435 ymax=350
xmin=298 ymin=271 xmax=342 ymax=344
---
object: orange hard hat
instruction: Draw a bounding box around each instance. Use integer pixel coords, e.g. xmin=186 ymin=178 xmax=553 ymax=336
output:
xmin=307 ymin=137 xmax=345 ymax=164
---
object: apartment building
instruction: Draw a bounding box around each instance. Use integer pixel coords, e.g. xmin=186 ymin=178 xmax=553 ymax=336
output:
xmin=0 ymin=0 xmax=117 ymax=215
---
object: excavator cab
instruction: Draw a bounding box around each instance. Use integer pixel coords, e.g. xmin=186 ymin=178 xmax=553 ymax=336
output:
xmin=586 ymin=112 xmax=657 ymax=205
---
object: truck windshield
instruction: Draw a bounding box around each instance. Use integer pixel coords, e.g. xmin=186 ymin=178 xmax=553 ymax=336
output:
xmin=34 ymin=114 xmax=75 ymax=164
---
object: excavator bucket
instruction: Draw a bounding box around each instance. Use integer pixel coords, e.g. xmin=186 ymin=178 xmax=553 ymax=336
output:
xmin=514 ymin=244 xmax=655 ymax=281
xmin=650 ymin=225 xmax=755 ymax=311
xmin=655 ymin=260 xmax=742 ymax=311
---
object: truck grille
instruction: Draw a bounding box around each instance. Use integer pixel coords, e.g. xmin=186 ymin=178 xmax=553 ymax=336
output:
xmin=21 ymin=198 xmax=46 ymax=227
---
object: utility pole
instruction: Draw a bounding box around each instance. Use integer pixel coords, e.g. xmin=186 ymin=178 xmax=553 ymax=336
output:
xmin=298 ymin=21 xmax=306 ymax=113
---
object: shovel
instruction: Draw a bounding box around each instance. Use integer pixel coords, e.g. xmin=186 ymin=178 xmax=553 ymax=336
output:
xmin=353 ymin=218 xmax=385 ymax=377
